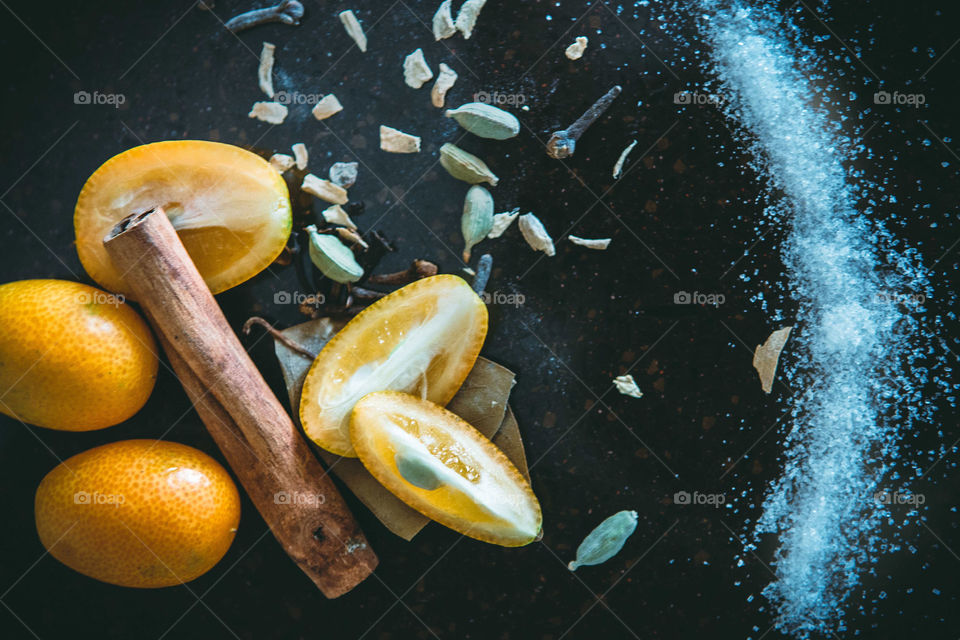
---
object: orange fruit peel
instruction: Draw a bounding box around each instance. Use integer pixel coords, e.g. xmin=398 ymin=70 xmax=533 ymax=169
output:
xmin=350 ymin=391 xmax=542 ymax=546
xmin=74 ymin=140 xmax=292 ymax=297
xmin=300 ymin=274 xmax=487 ymax=457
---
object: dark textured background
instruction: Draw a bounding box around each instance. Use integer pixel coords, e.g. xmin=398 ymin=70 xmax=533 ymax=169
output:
xmin=1 ymin=1 xmax=958 ymax=638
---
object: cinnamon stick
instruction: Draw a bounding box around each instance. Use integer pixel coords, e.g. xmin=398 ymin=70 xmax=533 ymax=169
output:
xmin=103 ymin=207 xmax=377 ymax=598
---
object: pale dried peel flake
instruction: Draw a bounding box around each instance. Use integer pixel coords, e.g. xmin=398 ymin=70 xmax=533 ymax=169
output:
xmin=488 ymin=208 xmax=520 ymax=239
xmin=329 ymin=161 xmax=358 ymax=188
xmin=321 ymin=204 xmax=357 ymax=230
xmin=302 ymin=174 xmax=348 ymax=205
xmin=612 ymin=374 xmax=642 ymax=398
xmin=338 ymin=10 xmax=367 ymax=52
xmin=455 ymin=0 xmax=487 ymax=39
xmin=248 ymin=101 xmax=288 ymax=124
xmin=258 ymin=42 xmax=276 ymax=98
xmin=431 ymin=63 xmax=458 ymax=108
xmin=403 ymin=48 xmax=434 ymax=89
xmin=613 ymin=139 xmax=638 ymax=179
xmin=432 ymin=0 xmax=456 ymax=40
xmin=269 ymin=153 xmax=295 ymax=173
xmin=565 ymin=36 xmax=588 ymax=60
xmin=292 ymin=143 xmax=308 ymax=170
xmin=753 ymin=326 xmax=792 ymax=394
xmin=518 ymin=213 xmax=555 ymax=256
xmin=569 ymin=235 xmax=611 ymax=250
xmin=380 ymin=125 xmax=421 ymax=153
xmin=311 ymin=94 xmax=343 ymax=121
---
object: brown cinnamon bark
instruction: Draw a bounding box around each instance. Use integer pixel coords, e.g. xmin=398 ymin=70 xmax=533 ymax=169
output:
xmin=103 ymin=207 xmax=377 ymax=598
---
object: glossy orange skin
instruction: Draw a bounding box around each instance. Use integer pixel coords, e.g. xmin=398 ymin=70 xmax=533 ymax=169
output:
xmin=0 ymin=279 xmax=158 ymax=431
xmin=35 ymin=440 xmax=241 ymax=588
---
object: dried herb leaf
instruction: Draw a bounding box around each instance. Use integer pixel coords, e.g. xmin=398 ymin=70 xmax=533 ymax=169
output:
xmin=431 ymin=63 xmax=458 ymax=108
xmin=461 ymin=185 xmax=494 ymax=262
xmin=564 ymin=36 xmax=588 ymax=60
xmin=302 ymin=173 xmax=348 ymax=204
xmin=488 ymin=208 xmax=520 ymax=239
xmin=518 ymin=213 xmax=555 ymax=256
xmin=291 ymin=142 xmax=308 ymax=170
xmin=272 ymin=318 xmax=521 ymax=540
xmin=612 ymin=374 xmax=642 ymax=398
xmin=445 ymin=102 xmax=520 ymax=140
xmin=403 ymin=48 xmax=433 ymax=89
xmin=569 ymin=235 xmax=611 ymax=250
xmin=311 ymin=94 xmax=343 ymax=120
xmin=439 ymin=143 xmax=498 ymax=185
xmin=338 ymin=10 xmax=367 ymax=52
xmin=432 ymin=0 xmax=456 ymax=40
xmin=258 ymin=42 xmax=276 ymax=97
xmin=753 ymin=326 xmax=792 ymax=394
xmin=380 ymin=125 xmax=421 ymax=153
xmin=248 ymin=101 xmax=287 ymax=124
xmin=568 ymin=510 xmax=638 ymax=571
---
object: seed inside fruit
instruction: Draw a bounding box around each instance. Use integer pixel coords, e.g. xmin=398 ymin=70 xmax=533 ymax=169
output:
xmin=350 ymin=391 xmax=542 ymax=546
xmin=74 ymin=140 xmax=292 ymax=297
xmin=300 ymin=275 xmax=487 ymax=457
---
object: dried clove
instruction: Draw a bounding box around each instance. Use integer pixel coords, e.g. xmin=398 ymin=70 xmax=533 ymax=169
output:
xmin=546 ymin=85 xmax=622 ymax=160
xmin=367 ymin=259 xmax=438 ymax=285
xmin=225 ymin=0 xmax=304 ymax=33
xmin=243 ymin=316 xmax=317 ymax=359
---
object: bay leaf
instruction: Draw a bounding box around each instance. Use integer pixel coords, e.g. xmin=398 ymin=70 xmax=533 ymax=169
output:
xmin=272 ymin=317 xmax=525 ymax=540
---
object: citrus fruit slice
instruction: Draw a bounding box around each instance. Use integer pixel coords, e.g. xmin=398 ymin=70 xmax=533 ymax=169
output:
xmin=75 ymin=140 xmax=292 ymax=297
xmin=300 ymin=274 xmax=487 ymax=457
xmin=350 ymin=391 xmax=541 ymax=546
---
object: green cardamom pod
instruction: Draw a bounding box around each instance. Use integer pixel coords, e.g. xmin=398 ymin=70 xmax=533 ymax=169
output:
xmin=305 ymin=224 xmax=364 ymax=284
xmin=445 ymin=102 xmax=520 ymax=140
xmin=568 ymin=510 xmax=638 ymax=571
xmin=439 ymin=143 xmax=499 ymax=186
xmin=461 ymin=185 xmax=494 ymax=262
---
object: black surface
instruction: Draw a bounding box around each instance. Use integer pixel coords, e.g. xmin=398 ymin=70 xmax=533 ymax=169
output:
xmin=1 ymin=1 xmax=958 ymax=639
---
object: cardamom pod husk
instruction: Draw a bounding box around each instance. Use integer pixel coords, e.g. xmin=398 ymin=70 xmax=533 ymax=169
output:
xmin=461 ymin=185 xmax=494 ymax=262
xmin=568 ymin=510 xmax=638 ymax=571
xmin=305 ymin=224 xmax=364 ymax=283
xmin=445 ymin=102 xmax=520 ymax=140
xmin=440 ymin=143 xmax=499 ymax=186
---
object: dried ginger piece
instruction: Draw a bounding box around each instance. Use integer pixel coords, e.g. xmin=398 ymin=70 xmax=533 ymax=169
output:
xmin=302 ymin=174 xmax=348 ymax=204
xmin=292 ymin=143 xmax=308 ymax=170
xmin=753 ymin=326 xmax=792 ymax=393
xmin=258 ymin=42 xmax=276 ymax=98
xmin=455 ymin=0 xmax=487 ymax=39
xmin=613 ymin=374 xmax=643 ymax=399
xmin=565 ymin=36 xmax=588 ymax=60
xmin=311 ymin=94 xmax=343 ymax=120
xmin=338 ymin=10 xmax=367 ymax=52
xmin=380 ymin=125 xmax=421 ymax=153
xmin=322 ymin=204 xmax=357 ymax=230
xmin=569 ymin=235 xmax=611 ymax=250
xmin=248 ymin=101 xmax=287 ymax=124
xmin=269 ymin=153 xmax=295 ymax=173
xmin=431 ymin=63 xmax=458 ymax=108
xmin=518 ymin=213 xmax=555 ymax=256
xmin=403 ymin=48 xmax=433 ymax=89
xmin=432 ymin=0 xmax=456 ymax=40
